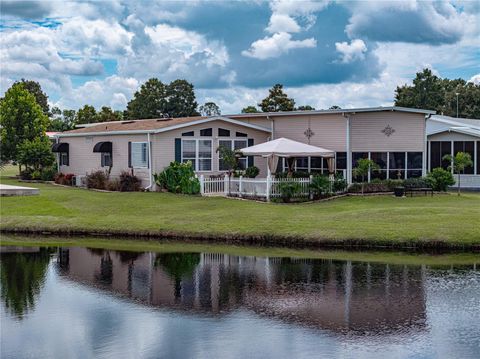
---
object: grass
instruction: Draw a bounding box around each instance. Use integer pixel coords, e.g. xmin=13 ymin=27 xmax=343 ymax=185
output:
xmin=2 ymin=234 xmax=479 ymax=266
xmin=1 ymin=165 xmax=480 ymax=249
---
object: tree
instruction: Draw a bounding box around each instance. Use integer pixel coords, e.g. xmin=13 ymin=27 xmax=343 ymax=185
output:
xmin=395 ymin=68 xmax=480 ymax=118
xmin=76 ymin=105 xmax=98 ymax=124
xmin=329 ymin=105 xmax=341 ymax=110
xmin=47 ymin=107 xmax=75 ymax=131
xmin=352 ymin=158 xmax=380 ymax=195
xmin=125 ymin=78 xmax=168 ymax=120
xmin=297 ymin=105 xmax=315 ymax=111
xmin=166 ymin=79 xmax=199 ymax=118
xmin=426 ymin=168 xmax=455 ymax=192
xmin=19 ymin=79 xmax=50 ymax=116
xmin=17 ymin=136 xmax=55 ymax=172
xmin=443 ymin=152 xmax=473 ymax=196
xmin=259 ymin=84 xmax=295 ymax=112
xmin=241 ymin=106 xmax=259 ymax=113
xmin=199 ymin=102 xmax=221 ymax=116
xmin=98 ymin=106 xmax=122 ymax=122
xmin=0 ymin=83 xmax=49 ymax=167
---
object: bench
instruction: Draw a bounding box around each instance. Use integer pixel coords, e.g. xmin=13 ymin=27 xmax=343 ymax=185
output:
xmin=405 ymin=187 xmax=434 ymax=197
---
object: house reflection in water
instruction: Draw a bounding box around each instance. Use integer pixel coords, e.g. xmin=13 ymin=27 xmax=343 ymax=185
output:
xmin=56 ymin=248 xmax=426 ymax=334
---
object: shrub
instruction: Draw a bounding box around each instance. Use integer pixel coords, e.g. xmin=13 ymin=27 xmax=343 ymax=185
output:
xmin=276 ymin=171 xmax=310 ymax=178
xmin=19 ymin=168 xmax=33 ymax=180
xmin=40 ymin=166 xmax=56 ymax=181
xmin=332 ymin=176 xmax=348 ymax=193
xmin=106 ymin=178 xmax=121 ymax=191
xmin=278 ymin=180 xmax=302 ymax=203
xmin=348 ymin=179 xmax=404 ymax=193
xmin=118 ymin=171 xmax=141 ymax=192
xmin=54 ymin=173 xmax=74 ymax=185
xmin=86 ymin=170 xmax=108 ymax=190
xmin=309 ymin=175 xmax=331 ymax=198
xmin=154 ymin=161 xmax=200 ymax=195
xmin=426 ymin=168 xmax=455 ymax=191
xmin=404 ymin=177 xmax=430 ymax=189
xmin=17 ymin=136 xmax=55 ymax=172
xmin=245 ymin=166 xmax=259 ymax=178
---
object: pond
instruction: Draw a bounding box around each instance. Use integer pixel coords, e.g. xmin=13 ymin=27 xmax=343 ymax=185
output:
xmin=1 ymin=244 xmax=479 ymax=359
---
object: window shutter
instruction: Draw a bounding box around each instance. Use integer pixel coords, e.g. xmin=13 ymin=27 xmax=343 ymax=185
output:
xmin=175 ymin=138 xmax=181 ymax=162
xmin=247 ymin=139 xmax=254 ymax=167
xmin=128 ymin=142 xmax=132 ymax=168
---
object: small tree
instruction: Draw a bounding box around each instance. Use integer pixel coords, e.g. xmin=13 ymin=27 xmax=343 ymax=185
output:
xmin=259 ymin=84 xmax=295 ymax=112
xmin=17 ymin=136 xmax=55 ymax=172
xmin=352 ymin=158 xmax=380 ymax=195
xmin=217 ymin=145 xmax=241 ymax=195
xmin=199 ymin=102 xmax=221 ymax=116
xmin=241 ymin=105 xmax=259 ymax=113
xmin=443 ymin=152 xmax=473 ymax=195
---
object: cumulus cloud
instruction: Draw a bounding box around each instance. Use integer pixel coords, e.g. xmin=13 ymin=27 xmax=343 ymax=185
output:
xmin=1 ymin=0 xmax=52 ymax=19
xmin=469 ymin=74 xmax=480 ymax=85
xmin=335 ymin=39 xmax=367 ymax=63
xmin=242 ymin=32 xmax=316 ymax=60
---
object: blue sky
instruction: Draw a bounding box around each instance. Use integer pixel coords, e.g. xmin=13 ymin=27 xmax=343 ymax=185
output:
xmin=1 ymin=0 xmax=479 ymax=113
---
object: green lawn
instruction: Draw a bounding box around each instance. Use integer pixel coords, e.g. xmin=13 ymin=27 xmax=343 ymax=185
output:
xmin=1 ymin=166 xmax=479 ymax=248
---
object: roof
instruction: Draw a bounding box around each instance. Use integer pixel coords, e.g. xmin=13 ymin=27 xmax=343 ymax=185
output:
xmin=228 ymin=106 xmax=436 ymax=118
xmin=427 ymin=115 xmax=480 ymax=138
xmin=58 ymin=116 xmax=272 ymax=137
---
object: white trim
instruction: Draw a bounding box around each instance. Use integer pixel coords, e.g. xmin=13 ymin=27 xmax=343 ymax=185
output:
xmin=181 ymin=138 xmax=213 ymax=172
xmin=427 ymin=127 xmax=480 ymax=139
xmin=429 ymin=116 xmax=480 ymax=130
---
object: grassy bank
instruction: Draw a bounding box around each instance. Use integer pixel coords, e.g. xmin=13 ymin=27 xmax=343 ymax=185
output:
xmin=1 ymin=167 xmax=480 ymax=249
xmin=2 ymin=234 xmax=479 ymax=266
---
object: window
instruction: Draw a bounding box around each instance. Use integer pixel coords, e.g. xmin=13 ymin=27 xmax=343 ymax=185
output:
xmin=131 ymin=142 xmax=148 ymax=168
xmin=101 ymin=152 xmax=112 ymax=167
xmin=371 ymin=152 xmax=387 ymax=180
xmin=336 ymin=152 xmax=347 ymax=170
xmin=60 ymin=152 xmax=69 ymax=166
xmin=454 ymin=141 xmax=474 ymax=174
xmin=182 ymin=139 xmax=212 ymax=171
xmin=200 ymin=128 xmax=212 ymax=136
xmin=218 ymin=128 xmax=230 ymax=137
xmin=219 ymin=139 xmax=247 ymax=170
xmin=182 ymin=131 xmax=194 ymax=136
xmin=389 ymin=152 xmax=405 ymax=180
xmin=477 ymin=141 xmax=480 ymax=175
xmin=407 ymin=152 xmax=423 ymax=178
xmin=352 ymin=152 xmax=368 ymax=182
xmin=236 ymin=131 xmax=247 ymax=137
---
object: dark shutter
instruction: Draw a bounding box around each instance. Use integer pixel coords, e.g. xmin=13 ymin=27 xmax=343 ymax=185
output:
xmin=128 ymin=142 xmax=132 ymax=168
xmin=247 ymin=138 xmax=254 ymax=167
xmin=175 ymin=138 xmax=181 ymax=163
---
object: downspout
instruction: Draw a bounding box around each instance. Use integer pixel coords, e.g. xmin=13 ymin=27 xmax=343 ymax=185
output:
xmin=423 ymin=114 xmax=431 ymax=176
xmin=55 ymin=135 xmax=60 ymax=172
xmin=145 ymin=132 xmax=153 ymax=191
xmin=268 ymin=115 xmax=274 ymax=140
xmin=343 ymin=113 xmax=352 ymax=184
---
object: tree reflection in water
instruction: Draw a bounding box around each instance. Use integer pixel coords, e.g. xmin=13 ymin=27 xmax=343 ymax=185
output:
xmin=155 ymin=253 xmax=200 ymax=299
xmin=0 ymin=247 xmax=52 ymax=319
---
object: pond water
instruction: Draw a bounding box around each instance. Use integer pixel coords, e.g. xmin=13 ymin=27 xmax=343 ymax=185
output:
xmin=1 ymin=245 xmax=479 ymax=359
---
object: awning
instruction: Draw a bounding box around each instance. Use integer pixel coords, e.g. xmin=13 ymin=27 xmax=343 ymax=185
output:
xmin=93 ymin=141 xmax=112 ymax=153
xmin=51 ymin=142 xmax=69 ymax=153
xmin=240 ymin=138 xmax=334 ymax=158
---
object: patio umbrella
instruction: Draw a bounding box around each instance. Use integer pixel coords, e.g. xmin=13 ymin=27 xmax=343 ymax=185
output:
xmin=240 ymin=137 xmax=335 ymax=175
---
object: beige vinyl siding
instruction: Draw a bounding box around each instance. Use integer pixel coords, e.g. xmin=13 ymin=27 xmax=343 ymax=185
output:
xmin=58 ymin=134 xmax=151 ymax=185
xmin=152 ymin=120 xmax=270 ymax=177
xmin=350 ymin=112 xmax=425 ymax=152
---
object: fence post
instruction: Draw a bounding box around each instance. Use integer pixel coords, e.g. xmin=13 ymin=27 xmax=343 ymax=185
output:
xmin=239 ymin=175 xmax=243 ymax=198
xmin=266 ymin=175 xmax=271 ymax=202
xmin=309 ymin=175 xmax=313 ymax=200
xmin=199 ymin=174 xmax=205 ymax=195
xmin=224 ymin=174 xmax=228 ymax=196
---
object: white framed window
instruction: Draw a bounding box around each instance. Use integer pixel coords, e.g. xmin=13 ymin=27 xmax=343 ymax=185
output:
xmin=218 ymin=139 xmax=247 ymax=171
xmin=182 ymin=139 xmax=212 ymax=171
xmin=131 ymin=142 xmax=149 ymax=168
xmin=101 ymin=152 xmax=112 ymax=167
xmin=60 ymin=152 xmax=69 ymax=166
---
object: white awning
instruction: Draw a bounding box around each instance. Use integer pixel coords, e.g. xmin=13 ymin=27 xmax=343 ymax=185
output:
xmin=240 ymin=137 xmax=334 ymax=158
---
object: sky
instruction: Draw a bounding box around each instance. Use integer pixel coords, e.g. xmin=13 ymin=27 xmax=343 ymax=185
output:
xmin=1 ymin=0 xmax=479 ymax=114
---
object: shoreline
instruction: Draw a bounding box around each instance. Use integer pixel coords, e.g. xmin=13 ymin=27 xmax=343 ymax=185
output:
xmin=2 ymin=228 xmax=479 ymax=252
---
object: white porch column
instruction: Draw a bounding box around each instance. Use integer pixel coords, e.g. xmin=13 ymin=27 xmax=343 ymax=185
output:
xmin=266 ymin=175 xmax=271 ymax=202
xmin=474 ymin=141 xmax=478 ymax=175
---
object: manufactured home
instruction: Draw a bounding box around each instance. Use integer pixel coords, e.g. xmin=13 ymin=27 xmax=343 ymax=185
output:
xmin=54 ymin=106 xmax=461 ymax=189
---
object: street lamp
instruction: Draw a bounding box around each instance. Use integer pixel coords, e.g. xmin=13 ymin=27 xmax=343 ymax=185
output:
xmin=455 ymin=92 xmax=459 ymax=118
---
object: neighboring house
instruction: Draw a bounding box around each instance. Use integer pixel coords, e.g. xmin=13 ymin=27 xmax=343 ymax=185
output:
xmin=54 ymin=106 xmax=435 ymax=188
xmin=427 ymin=115 xmax=480 ymax=188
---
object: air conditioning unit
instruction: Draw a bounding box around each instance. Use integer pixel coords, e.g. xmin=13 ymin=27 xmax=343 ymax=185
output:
xmin=74 ymin=175 xmax=86 ymax=187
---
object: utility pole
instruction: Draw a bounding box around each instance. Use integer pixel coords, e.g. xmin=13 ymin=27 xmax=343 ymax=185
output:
xmin=455 ymin=92 xmax=459 ymax=118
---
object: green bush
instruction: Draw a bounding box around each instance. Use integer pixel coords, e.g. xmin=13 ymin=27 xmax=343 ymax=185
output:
xmin=309 ymin=175 xmax=331 ymax=198
xmin=245 ymin=166 xmax=260 ymax=178
xmin=404 ymin=177 xmax=431 ymax=189
xmin=40 ymin=166 xmax=57 ymax=181
xmin=276 ymin=171 xmax=310 ymax=178
xmin=332 ymin=176 xmax=348 ymax=193
xmin=426 ymin=168 xmax=455 ymax=191
xmin=348 ymin=179 xmax=404 ymax=193
xmin=278 ymin=180 xmax=302 ymax=203
xmin=118 ymin=171 xmax=141 ymax=192
xmin=154 ymin=161 xmax=200 ymax=195
xmin=86 ymin=170 xmax=108 ymax=190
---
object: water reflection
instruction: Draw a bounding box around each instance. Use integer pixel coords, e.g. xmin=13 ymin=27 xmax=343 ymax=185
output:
xmin=0 ymin=247 xmax=52 ymax=319
xmin=51 ymin=247 xmax=428 ymax=334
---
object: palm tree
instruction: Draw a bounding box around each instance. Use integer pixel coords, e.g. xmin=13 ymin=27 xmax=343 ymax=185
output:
xmin=443 ymin=152 xmax=473 ymax=196
xmin=352 ymin=158 xmax=380 ymax=195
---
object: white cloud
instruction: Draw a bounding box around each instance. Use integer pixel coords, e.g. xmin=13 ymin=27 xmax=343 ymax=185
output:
xmin=335 ymin=39 xmax=367 ymax=63
xmin=266 ymin=14 xmax=301 ymax=33
xmin=242 ymin=32 xmax=316 ymax=60
xmin=469 ymin=74 xmax=480 ymax=85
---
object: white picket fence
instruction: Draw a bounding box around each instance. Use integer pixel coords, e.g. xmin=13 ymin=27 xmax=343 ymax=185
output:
xmin=199 ymin=175 xmax=329 ymax=201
